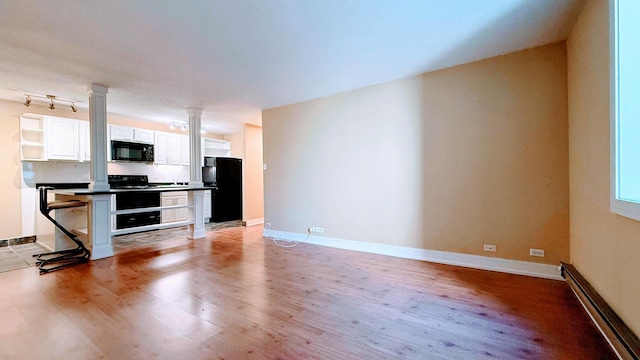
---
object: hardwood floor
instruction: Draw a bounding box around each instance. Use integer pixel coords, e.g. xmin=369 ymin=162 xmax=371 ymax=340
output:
xmin=0 ymin=225 xmax=614 ymax=359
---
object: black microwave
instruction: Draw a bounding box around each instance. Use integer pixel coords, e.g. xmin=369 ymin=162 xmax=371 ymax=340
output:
xmin=111 ymin=140 xmax=154 ymax=162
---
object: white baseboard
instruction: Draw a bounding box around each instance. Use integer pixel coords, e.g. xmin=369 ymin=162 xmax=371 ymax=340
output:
xmin=263 ymin=229 xmax=562 ymax=281
xmin=245 ymin=218 xmax=264 ymax=227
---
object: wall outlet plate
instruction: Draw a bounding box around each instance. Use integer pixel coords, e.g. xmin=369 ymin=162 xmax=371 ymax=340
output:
xmin=530 ymin=248 xmax=545 ymax=257
xmin=483 ymin=244 xmax=496 ymax=252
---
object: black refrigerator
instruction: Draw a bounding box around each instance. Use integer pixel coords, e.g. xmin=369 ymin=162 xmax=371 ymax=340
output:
xmin=202 ymin=157 xmax=242 ymax=222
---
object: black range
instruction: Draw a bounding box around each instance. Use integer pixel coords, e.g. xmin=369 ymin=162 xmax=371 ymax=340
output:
xmin=109 ymin=175 xmax=161 ymax=230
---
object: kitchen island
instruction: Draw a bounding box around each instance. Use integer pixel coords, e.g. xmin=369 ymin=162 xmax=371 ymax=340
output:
xmin=45 ymin=185 xmax=213 ymax=260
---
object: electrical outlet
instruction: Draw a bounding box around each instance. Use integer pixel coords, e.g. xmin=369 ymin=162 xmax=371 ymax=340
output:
xmin=530 ymin=248 xmax=545 ymax=257
xmin=311 ymin=227 xmax=324 ymax=233
xmin=483 ymin=244 xmax=496 ymax=252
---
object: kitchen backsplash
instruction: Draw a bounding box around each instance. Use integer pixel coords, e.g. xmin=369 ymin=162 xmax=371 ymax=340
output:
xmin=22 ymin=161 xmax=190 ymax=185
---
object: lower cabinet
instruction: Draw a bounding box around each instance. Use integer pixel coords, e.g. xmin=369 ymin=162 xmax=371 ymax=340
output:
xmin=203 ymin=190 xmax=211 ymax=221
xmin=160 ymin=191 xmax=188 ymax=223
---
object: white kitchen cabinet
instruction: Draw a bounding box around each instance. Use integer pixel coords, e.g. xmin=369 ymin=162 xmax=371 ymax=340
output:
xmin=21 ymin=114 xmax=89 ymax=162
xmin=161 ymin=191 xmax=188 ymax=223
xmin=133 ymin=128 xmax=154 ymax=144
xmin=20 ymin=114 xmax=46 ymax=161
xmin=77 ymin=120 xmax=90 ymax=162
xmin=181 ymin=135 xmax=190 ymax=166
xmin=46 ymin=117 xmax=79 ymax=161
xmin=202 ymin=138 xmax=231 ymax=159
xmin=161 ymin=196 xmax=175 ymax=223
xmin=168 ymin=134 xmax=182 ymax=165
xmin=203 ymin=190 xmax=211 ymax=221
xmin=110 ymin=125 xmax=134 ymax=141
xmin=154 ymin=132 xmax=168 ymax=164
xmin=154 ymin=131 xmax=183 ymax=165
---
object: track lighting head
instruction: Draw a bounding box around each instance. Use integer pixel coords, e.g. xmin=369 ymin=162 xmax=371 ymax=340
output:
xmin=70 ymin=102 xmax=77 ymax=112
xmin=48 ymin=96 xmax=56 ymax=111
xmin=169 ymin=122 xmax=176 ymax=130
xmin=200 ymin=127 xmax=206 ymax=134
xmin=181 ymin=124 xmax=188 ymax=131
xmin=23 ymin=96 xmax=31 ymax=108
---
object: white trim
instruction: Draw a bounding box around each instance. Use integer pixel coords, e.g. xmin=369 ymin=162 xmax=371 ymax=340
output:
xmin=245 ymin=218 xmax=264 ymax=227
xmin=264 ymin=230 xmax=563 ymax=281
xmin=609 ymin=0 xmax=640 ymax=222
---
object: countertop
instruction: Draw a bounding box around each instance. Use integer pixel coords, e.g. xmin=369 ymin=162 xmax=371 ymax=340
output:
xmin=47 ymin=185 xmax=215 ymax=196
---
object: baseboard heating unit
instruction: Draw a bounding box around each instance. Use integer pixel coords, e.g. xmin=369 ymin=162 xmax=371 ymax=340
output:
xmin=561 ymin=262 xmax=640 ymax=360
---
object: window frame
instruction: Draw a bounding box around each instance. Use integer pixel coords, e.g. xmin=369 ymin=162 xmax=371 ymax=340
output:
xmin=610 ymin=0 xmax=640 ymax=221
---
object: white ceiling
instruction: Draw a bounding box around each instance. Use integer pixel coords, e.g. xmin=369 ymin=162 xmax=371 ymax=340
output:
xmin=0 ymin=0 xmax=584 ymax=134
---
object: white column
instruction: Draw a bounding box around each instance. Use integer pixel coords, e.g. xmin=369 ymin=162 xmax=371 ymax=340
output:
xmin=88 ymin=194 xmax=114 ymax=259
xmin=186 ymin=108 xmax=206 ymax=239
xmin=188 ymin=190 xmax=206 ymax=239
xmin=88 ymin=84 xmax=110 ymax=192
xmin=87 ymin=83 xmax=113 ymax=259
xmin=187 ymin=107 xmax=204 ymax=188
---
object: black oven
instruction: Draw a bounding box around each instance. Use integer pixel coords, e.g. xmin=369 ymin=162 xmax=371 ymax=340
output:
xmin=111 ymin=140 xmax=154 ymax=162
xmin=114 ymin=191 xmax=161 ymax=230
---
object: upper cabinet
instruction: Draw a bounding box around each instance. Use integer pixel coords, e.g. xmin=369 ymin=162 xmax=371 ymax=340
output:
xmin=154 ymin=131 xmax=187 ymax=165
xmin=19 ymin=114 xmax=229 ymax=165
xmin=134 ymin=128 xmax=154 ymax=144
xmin=202 ymin=138 xmax=231 ymax=158
xmin=77 ymin=121 xmax=90 ymax=162
xmin=181 ymin=135 xmax=190 ymax=166
xmin=19 ymin=114 xmax=46 ymax=161
xmin=110 ymin=125 xmax=133 ymax=141
xmin=20 ymin=114 xmax=91 ymax=162
xmin=46 ymin=117 xmax=79 ymax=161
xmin=110 ymin=125 xmax=154 ymax=144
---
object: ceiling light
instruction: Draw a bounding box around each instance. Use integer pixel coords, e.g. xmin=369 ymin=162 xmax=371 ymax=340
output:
xmin=48 ymin=95 xmax=56 ymax=111
xmin=169 ymin=122 xmax=176 ymax=129
xmin=181 ymin=124 xmax=188 ymax=131
xmin=24 ymin=93 xmax=79 ymax=112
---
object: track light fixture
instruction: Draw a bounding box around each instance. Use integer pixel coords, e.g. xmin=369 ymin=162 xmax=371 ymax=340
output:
xmin=48 ymin=95 xmax=55 ymax=110
xmin=23 ymin=94 xmax=79 ymax=113
xmin=169 ymin=121 xmax=206 ymax=134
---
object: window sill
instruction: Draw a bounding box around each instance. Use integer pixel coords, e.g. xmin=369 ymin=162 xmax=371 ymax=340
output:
xmin=611 ymin=198 xmax=640 ymax=222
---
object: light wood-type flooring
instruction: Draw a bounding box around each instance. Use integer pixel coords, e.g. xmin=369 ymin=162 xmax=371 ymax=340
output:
xmin=0 ymin=225 xmax=614 ymax=359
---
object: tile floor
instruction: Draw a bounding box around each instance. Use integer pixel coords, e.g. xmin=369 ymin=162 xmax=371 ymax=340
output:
xmin=0 ymin=243 xmax=48 ymax=273
xmin=0 ymin=220 xmax=246 ymax=273
xmin=112 ymin=220 xmax=244 ymax=251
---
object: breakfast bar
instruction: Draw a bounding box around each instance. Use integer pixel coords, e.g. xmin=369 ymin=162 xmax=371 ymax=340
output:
xmin=47 ymin=185 xmax=211 ymax=260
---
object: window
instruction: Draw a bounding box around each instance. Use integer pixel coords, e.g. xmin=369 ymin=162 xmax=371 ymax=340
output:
xmin=611 ymin=0 xmax=640 ymax=220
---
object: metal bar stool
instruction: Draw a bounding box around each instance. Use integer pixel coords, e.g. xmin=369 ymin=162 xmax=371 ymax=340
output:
xmin=34 ymin=187 xmax=91 ymax=274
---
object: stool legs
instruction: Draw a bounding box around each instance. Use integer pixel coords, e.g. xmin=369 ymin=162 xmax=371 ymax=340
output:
xmin=35 ymin=187 xmax=91 ymax=274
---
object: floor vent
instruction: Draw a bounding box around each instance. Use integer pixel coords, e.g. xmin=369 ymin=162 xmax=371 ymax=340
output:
xmin=561 ymin=262 xmax=640 ymax=360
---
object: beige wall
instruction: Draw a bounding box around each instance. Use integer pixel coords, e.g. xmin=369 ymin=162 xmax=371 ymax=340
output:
xmin=263 ymin=42 xmax=569 ymax=265
xmin=0 ymin=99 xmax=27 ymax=239
xmin=224 ymin=124 xmax=265 ymax=222
xmin=568 ymin=0 xmax=640 ymax=335
xmin=244 ymin=124 xmax=264 ymax=221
